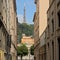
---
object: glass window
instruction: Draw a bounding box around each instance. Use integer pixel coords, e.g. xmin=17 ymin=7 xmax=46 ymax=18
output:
xmin=0 ymin=40 xmax=1 ymax=47
xmin=58 ymin=12 xmax=60 ymax=27
xmin=52 ymin=41 xmax=54 ymax=60
xmin=52 ymin=19 xmax=54 ymax=32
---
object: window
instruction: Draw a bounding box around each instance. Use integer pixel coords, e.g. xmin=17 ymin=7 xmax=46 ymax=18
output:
xmin=0 ymin=40 xmax=1 ymax=47
xmin=52 ymin=41 xmax=54 ymax=60
xmin=48 ymin=18 xmax=49 ymax=21
xmin=47 ymin=43 xmax=50 ymax=60
xmin=52 ymin=19 xmax=54 ymax=32
xmin=7 ymin=35 xmax=11 ymax=47
xmin=58 ymin=12 xmax=60 ymax=27
xmin=48 ymin=43 xmax=49 ymax=48
xmin=52 ymin=11 xmax=54 ymax=16
xmin=48 ymin=25 xmax=50 ymax=36
xmin=0 ymin=12 xmax=1 ymax=15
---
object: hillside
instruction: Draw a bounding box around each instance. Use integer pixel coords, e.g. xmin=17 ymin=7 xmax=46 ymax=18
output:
xmin=18 ymin=23 xmax=34 ymax=42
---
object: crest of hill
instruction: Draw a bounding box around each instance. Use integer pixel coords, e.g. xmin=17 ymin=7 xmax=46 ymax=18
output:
xmin=18 ymin=23 xmax=34 ymax=42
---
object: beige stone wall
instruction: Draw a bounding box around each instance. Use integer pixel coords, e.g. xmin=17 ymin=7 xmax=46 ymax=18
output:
xmin=9 ymin=0 xmax=17 ymax=60
xmin=40 ymin=32 xmax=45 ymax=47
xmin=0 ymin=0 xmax=17 ymax=60
xmin=39 ymin=0 xmax=49 ymax=36
xmin=34 ymin=0 xmax=49 ymax=60
xmin=40 ymin=46 xmax=46 ymax=60
xmin=39 ymin=31 xmax=46 ymax=60
xmin=0 ymin=0 xmax=10 ymax=33
xmin=34 ymin=0 xmax=40 ymax=60
xmin=46 ymin=0 xmax=60 ymax=60
xmin=0 ymin=0 xmax=10 ymax=60
xmin=1 ymin=0 xmax=7 ymax=29
xmin=34 ymin=0 xmax=60 ymax=60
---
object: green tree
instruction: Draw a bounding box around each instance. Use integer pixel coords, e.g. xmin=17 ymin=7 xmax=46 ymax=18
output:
xmin=17 ymin=44 xmax=28 ymax=60
xmin=18 ymin=23 xmax=34 ymax=43
xmin=30 ymin=45 xmax=34 ymax=55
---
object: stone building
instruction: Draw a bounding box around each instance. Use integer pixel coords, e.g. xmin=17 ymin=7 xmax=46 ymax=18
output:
xmin=39 ymin=0 xmax=49 ymax=36
xmin=9 ymin=0 xmax=17 ymax=60
xmin=0 ymin=18 xmax=11 ymax=60
xmin=33 ymin=12 xmax=40 ymax=60
xmin=0 ymin=0 xmax=11 ymax=60
xmin=34 ymin=0 xmax=60 ymax=60
xmin=0 ymin=0 xmax=18 ymax=60
xmin=46 ymin=0 xmax=60 ymax=60
xmin=33 ymin=0 xmax=49 ymax=60
xmin=39 ymin=31 xmax=46 ymax=60
xmin=33 ymin=0 xmax=40 ymax=60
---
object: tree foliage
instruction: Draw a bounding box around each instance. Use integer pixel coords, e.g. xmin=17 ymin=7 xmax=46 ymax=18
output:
xmin=30 ymin=45 xmax=34 ymax=55
xmin=18 ymin=23 xmax=34 ymax=42
xmin=17 ymin=44 xmax=28 ymax=56
xmin=17 ymin=44 xmax=28 ymax=60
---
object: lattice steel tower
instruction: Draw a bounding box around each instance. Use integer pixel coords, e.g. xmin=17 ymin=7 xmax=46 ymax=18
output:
xmin=23 ymin=3 xmax=26 ymax=23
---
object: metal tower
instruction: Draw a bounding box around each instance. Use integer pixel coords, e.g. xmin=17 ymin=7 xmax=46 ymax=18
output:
xmin=23 ymin=3 xmax=26 ymax=23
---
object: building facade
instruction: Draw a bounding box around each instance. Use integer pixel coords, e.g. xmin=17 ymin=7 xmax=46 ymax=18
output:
xmin=39 ymin=31 xmax=46 ymax=60
xmin=39 ymin=0 xmax=49 ymax=36
xmin=0 ymin=0 xmax=11 ymax=60
xmin=33 ymin=0 xmax=40 ymax=60
xmin=0 ymin=0 xmax=17 ymax=60
xmin=9 ymin=0 xmax=17 ymax=60
xmin=33 ymin=0 xmax=49 ymax=60
xmin=34 ymin=0 xmax=60 ymax=60
xmin=46 ymin=0 xmax=60 ymax=60
xmin=0 ymin=19 xmax=11 ymax=60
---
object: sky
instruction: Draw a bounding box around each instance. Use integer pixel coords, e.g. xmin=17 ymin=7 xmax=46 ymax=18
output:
xmin=16 ymin=0 xmax=36 ymax=24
